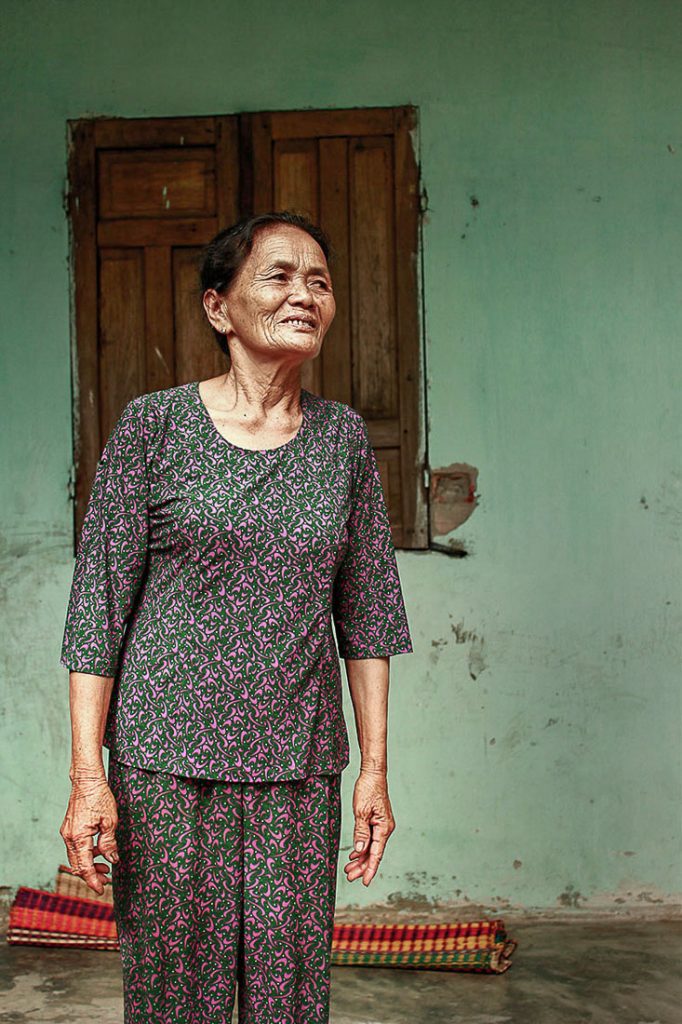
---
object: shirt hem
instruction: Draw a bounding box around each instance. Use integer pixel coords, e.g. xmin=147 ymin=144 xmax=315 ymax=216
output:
xmin=105 ymin=743 xmax=351 ymax=783
xmin=338 ymin=643 xmax=414 ymax=659
xmin=60 ymin=654 xmax=117 ymax=677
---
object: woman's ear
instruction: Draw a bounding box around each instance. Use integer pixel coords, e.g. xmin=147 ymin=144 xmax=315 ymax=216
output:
xmin=202 ymin=288 xmax=232 ymax=336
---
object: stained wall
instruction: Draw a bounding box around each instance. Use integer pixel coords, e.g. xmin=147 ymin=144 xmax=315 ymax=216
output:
xmin=1 ymin=0 xmax=680 ymax=912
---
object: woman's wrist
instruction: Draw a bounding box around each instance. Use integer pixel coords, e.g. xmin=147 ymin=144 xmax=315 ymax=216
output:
xmin=69 ymin=764 xmax=107 ymax=784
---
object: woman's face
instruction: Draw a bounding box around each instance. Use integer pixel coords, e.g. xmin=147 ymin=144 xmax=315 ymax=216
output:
xmin=213 ymin=224 xmax=336 ymax=364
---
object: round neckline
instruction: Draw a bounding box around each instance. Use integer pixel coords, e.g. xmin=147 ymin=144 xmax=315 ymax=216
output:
xmin=192 ymin=379 xmax=310 ymax=455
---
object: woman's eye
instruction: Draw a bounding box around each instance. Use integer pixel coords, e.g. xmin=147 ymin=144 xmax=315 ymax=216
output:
xmin=312 ymin=280 xmax=329 ymax=290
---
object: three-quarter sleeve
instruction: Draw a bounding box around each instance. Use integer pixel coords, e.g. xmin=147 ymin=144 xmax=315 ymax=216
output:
xmin=60 ymin=397 xmax=150 ymax=677
xmin=332 ymin=413 xmax=413 ymax=660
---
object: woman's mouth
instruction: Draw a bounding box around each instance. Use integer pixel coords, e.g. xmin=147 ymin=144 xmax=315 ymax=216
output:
xmin=280 ymin=317 xmax=317 ymax=331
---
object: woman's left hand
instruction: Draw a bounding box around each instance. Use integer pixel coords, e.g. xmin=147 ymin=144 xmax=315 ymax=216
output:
xmin=344 ymin=769 xmax=395 ymax=886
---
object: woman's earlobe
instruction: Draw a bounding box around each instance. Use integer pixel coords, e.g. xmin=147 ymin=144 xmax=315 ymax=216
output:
xmin=202 ymin=289 xmax=227 ymax=329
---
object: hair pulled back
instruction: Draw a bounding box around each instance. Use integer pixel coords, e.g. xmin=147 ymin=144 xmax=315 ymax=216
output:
xmin=199 ymin=211 xmax=331 ymax=357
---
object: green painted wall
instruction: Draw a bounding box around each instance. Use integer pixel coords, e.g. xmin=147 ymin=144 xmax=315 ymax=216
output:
xmin=1 ymin=0 xmax=680 ymax=913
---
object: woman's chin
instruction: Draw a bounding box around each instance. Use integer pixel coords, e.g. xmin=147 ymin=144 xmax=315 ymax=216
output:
xmin=278 ymin=336 xmax=323 ymax=360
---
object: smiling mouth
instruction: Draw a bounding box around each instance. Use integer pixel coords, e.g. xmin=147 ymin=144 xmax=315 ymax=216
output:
xmin=280 ymin=316 xmax=317 ymax=330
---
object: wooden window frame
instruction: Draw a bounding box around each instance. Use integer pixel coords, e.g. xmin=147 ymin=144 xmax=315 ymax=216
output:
xmin=66 ymin=106 xmax=427 ymax=552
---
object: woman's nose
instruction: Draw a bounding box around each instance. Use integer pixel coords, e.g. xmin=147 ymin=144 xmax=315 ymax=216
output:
xmin=288 ymin=279 xmax=315 ymax=305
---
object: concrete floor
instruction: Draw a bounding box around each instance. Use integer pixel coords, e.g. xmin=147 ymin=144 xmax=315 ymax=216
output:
xmin=1 ymin=915 xmax=681 ymax=1023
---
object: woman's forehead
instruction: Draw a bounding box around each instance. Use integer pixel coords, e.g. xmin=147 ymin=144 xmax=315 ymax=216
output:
xmin=250 ymin=224 xmax=328 ymax=270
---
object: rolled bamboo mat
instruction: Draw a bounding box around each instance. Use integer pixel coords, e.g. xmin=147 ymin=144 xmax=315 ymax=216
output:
xmin=7 ymin=886 xmax=119 ymax=951
xmin=7 ymin=873 xmax=517 ymax=973
xmin=330 ymin=921 xmax=517 ymax=973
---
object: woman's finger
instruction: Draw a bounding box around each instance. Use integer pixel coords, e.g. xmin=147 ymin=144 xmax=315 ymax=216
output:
xmin=65 ymin=848 xmax=111 ymax=881
xmin=89 ymin=848 xmax=112 ymax=875
xmin=344 ymin=859 xmax=369 ymax=882
xmin=352 ymin=816 xmax=371 ymax=851
xmin=344 ymin=841 xmax=373 ymax=881
xmin=97 ymin=811 xmax=120 ymax=863
xmin=69 ymin=835 xmax=106 ymax=894
xmin=362 ymin=824 xmax=393 ymax=885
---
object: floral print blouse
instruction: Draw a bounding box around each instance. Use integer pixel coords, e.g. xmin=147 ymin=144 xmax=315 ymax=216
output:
xmin=60 ymin=381 xmax=413 ymax=781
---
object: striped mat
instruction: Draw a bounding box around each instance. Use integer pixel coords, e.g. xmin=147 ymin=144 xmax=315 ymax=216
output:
xmin=331 ymin=921 xmax=516 ymax=973
xmin=7 ymin=880 xmax=516 ymax=974
xmin=7 ymin=886 xmax=119 ymax=951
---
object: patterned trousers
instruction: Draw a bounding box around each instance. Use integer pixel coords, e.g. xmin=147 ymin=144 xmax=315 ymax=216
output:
xmin=107 ymin=757 xmax=343 ymax=1024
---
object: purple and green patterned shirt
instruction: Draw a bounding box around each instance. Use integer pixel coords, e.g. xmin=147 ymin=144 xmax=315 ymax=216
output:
xmin=60 ymin=381 xmax=413 ymax=781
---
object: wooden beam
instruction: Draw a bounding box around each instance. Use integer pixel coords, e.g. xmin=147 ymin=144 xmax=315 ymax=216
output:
xmin=394 ymin=105 xmax=428 ymax=548
xmin=215 ymin=116 xmax=240 ymax=229
xmin=93 ymin=116 xmax=216 ymax=149
xmin=97 ymin=218 xmax=218 ymax=247
xmin=270 ymin=107 xmax=394 ymax=139
xmin=67 ymin=119 xmax=99 ymax=545
xmin=319 ymin=137 xmax=351 ymax=404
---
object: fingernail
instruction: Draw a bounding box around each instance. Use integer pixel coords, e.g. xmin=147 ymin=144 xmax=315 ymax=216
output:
xmin=354 ymin=840 xmax=364 ymax=852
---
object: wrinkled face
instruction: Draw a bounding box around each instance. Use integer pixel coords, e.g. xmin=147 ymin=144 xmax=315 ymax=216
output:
xmin=217 ymin=224 xmax=336 ymax=362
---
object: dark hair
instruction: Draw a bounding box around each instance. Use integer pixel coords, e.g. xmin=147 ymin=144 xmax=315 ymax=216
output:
xmin=199 ymin=211 xmax=332 ymax=357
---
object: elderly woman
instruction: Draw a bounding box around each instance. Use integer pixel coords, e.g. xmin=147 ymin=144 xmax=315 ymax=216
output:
xmin=59 ymin=211 xmax=413 ymax=1023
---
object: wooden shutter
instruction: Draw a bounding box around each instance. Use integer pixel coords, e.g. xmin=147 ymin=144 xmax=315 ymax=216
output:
xmin=67 ymin=116 xmax=239 ymax=540
xmin=240 ymin=106 xmax=427 ymax=549
xmin=68 ymin=107 xmax=427 ymax=550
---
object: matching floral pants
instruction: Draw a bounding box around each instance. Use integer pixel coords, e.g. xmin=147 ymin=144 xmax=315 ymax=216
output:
xmin=108 ymin=757 xmax=343 ymax=1024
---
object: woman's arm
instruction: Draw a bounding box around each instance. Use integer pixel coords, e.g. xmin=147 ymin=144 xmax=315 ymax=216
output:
xmin=59 ymin=672 xmax=120 ymax=894
xmin=343 ymin=656 xmax=396 ymax=887
xmin=68 ymin=671 xmax=113 ymax=781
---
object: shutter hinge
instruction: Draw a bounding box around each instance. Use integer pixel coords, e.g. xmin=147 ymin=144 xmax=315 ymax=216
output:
xmin=419 ymin=185 xmax=430 ymax=216
xmin=423 ymin=464 xmax=430 ymax=491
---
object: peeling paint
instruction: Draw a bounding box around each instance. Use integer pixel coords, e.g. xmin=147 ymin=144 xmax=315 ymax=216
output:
xmin=429 ymin=463 xmax=479 ymax=536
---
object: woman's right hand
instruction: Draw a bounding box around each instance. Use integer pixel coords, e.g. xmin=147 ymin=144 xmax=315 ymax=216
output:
xmin=59 ymin=778 xmax=120 ymax=896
